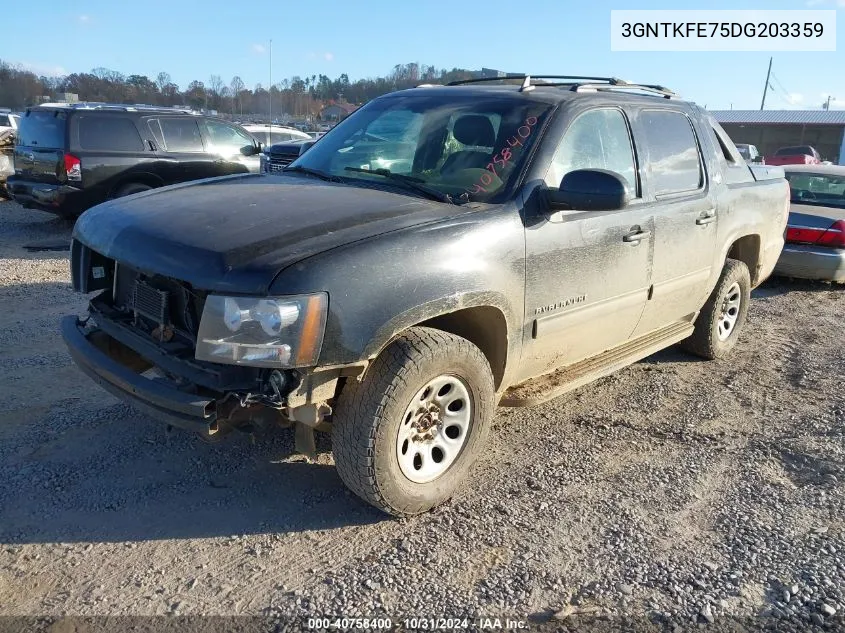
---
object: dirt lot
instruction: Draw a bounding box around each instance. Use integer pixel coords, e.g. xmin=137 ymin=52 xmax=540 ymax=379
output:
xmin=0 ymin=199 xmax=843 ymax=629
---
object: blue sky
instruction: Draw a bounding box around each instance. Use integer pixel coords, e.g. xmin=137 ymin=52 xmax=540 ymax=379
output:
xmin=3 ymin=0 xmax=843 ymax=110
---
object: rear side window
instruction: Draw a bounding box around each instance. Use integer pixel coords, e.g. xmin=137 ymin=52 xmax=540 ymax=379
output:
xmin=158 ymin=118 xmax=204 ymax=152
xmin=77 ymin=116 xmax=145 ymax=151
xmin=146 ymin=119 xmax=165 ymax=149
xmin=249 ymin=131 xmax=269 ymax=144
xmin=17 ymin=110 xmax=66 ymax=148
xmin=709 ymin=121 xmax=745 ymax=165
xmin=641 ymin=110 xmax=702 ymax=196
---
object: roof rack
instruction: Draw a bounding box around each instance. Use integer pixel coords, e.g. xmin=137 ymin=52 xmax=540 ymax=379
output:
xmin=36 ymin=102 xmax=197 ymax=113
xmin=445 ymin=75 xmax=678 ymax=98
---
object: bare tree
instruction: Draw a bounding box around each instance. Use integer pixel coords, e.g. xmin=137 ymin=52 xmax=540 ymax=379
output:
xmin=208 ymin=74 xmax=224 ymax=110
xmin=156 ymin=71 xmax=171 ymax=93
xmin=230 ymin=75 xmax=245 ymax=116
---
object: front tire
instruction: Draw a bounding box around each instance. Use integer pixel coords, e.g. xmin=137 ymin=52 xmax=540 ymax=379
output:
xmin=332 ymin=327 xmax=495 ymax=517
xmin=681 ymin=258 xmax=751 ymax=360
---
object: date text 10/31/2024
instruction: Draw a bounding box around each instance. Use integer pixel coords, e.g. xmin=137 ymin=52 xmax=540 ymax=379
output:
xmin=307 ymin=617 xmax=529 ymax=630
xmin=463 ymin=116 xmax=538 ymax=196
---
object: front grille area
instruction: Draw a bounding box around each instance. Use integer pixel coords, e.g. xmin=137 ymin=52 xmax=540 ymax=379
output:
xmin=112 ymin=263 xmax=205 ymax=343
xmin=267 ymin=152 xmax=299 ymax=171
xmin=132 ymin=280 xmax=169 ymax=324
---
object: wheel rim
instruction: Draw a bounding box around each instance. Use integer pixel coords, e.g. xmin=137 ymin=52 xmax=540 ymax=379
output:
xmin=717 ymin=282 xmax=742 ymax=342
xmin=396 ymin=374 xmax=473 ymax=484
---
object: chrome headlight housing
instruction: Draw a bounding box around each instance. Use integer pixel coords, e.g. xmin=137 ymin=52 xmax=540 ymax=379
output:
xmin=195 ymin=293 xmax=328 ymax=368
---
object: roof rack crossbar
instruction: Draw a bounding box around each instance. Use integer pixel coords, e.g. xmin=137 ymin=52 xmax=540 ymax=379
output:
xmin=446 ymin=74 xmax=621 ymax=86
xmin=443 ymin=75 xmax=677 ymax=97
xmin=571 ymin=83 xmax=677 ymax=99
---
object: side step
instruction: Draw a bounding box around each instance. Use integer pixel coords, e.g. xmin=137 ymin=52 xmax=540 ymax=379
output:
xmin=499 ymin=320 xmax=695 ymax=407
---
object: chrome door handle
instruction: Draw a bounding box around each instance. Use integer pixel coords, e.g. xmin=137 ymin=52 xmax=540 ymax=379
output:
xmin=623 ymin=230 xmax=650 ymax=243
xmin=696 ymin=211 xmax=717 ymax=226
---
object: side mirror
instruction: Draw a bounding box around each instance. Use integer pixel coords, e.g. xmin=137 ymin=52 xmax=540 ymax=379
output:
xmin=240 ymin=144 xmax=260 ymax=157
xmin=546 ymin=169 xmax=629 ymax=212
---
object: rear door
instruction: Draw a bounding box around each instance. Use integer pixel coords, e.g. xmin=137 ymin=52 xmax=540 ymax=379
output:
xmin=70 ymin=113 xmax=152 ymax=194
xmin=13 ymin=109 xmax=68 ymax=184
xmin=629 ymin=108 xmax=719 ymax=337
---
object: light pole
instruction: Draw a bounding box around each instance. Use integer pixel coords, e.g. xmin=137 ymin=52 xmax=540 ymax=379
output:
xmin=269 ymin=39 xmax=273 ymax=129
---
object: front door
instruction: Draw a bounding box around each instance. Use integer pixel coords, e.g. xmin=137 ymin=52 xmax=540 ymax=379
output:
xmin=202 ymin=120 xmax=261 ymax=174
xmin=629 ymin=108 xmax=720 ymax=337
xmin=519 ymin=107 xmax=654 ymax=383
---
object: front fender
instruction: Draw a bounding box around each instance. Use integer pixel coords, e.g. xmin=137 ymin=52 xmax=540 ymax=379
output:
xmin=360 ymin=291 xmax=514 ymax=361
xmin=268 ymin=204 xmax=526 ymax=382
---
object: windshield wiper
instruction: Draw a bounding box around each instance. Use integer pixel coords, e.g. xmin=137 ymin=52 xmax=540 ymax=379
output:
xmin=282 ymin=165 xmax=343 ymax=182
xmin=344 ymin=167 xmax=455 ymax=204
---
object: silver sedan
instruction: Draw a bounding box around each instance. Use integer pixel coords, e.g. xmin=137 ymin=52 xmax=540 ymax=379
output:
xmin=774 ymin=164 xmax=845 ymax=282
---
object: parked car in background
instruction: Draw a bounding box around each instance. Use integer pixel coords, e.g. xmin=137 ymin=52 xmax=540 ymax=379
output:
xmin=735 ymin=143 xmax=763 ymax=164
xmin=0 ymin=111 xmax=20 ymax=134
xmin=8 ymin=103 xmax=263 ymax=217
xmin=0 ymin=129 xmax=15 ymax=197
xmin=62 ymin=75 xmax=789 ymax=516
xmin=260 ymin=137 xmax=315 ymax=172
xmin=241 ymin=124 xmax=311 ymax=146
xmin=765 ymin=145 xmax=822 ymax=166
xmin=774 ymin=164 xmax=845 ymax=282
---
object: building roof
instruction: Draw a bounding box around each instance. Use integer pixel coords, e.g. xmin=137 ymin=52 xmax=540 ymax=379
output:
xmin=712 ymin=110 xmax=845 ymax=125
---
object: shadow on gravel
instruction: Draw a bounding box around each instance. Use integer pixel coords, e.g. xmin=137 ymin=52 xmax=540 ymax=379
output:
xmin=752 ymin=276 xmax=841 ymax=299
xmin=1 ymin=403 xmax=385 ymax=545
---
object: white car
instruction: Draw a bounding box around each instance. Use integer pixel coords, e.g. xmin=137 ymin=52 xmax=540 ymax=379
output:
xmin=241 ymin=124 xmax=311 ymax=146
xmin=0 ymin=112 xmax=19 ymax=134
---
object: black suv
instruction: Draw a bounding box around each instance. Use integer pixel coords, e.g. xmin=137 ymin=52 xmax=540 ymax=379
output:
xmin=9 ymin=103 xmax=263 ymax=217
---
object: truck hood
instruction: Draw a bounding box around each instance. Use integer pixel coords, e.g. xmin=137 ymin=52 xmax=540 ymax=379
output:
xmin=73 ymin=173 xmax=467 ymax=294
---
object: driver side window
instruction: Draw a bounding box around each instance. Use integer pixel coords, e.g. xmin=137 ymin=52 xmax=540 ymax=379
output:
xmin=546 ymin=108 xmax=638 ymax=196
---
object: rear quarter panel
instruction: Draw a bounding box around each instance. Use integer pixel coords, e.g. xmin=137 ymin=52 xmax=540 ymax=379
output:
xmin=696 ymin=110 xmax=789 ymax=290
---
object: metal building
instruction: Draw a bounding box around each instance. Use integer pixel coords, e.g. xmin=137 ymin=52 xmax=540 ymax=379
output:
xmin=712 ymin=110 xmax=845 ymax=165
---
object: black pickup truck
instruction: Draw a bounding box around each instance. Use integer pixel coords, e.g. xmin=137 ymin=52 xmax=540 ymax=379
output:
xmin=62 ymin=76 xmax=789 ymax=516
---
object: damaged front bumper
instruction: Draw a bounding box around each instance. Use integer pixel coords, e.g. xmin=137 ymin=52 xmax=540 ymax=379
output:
xmin=61 ymin=315 xmax=224 ymax=439
xmin=61 ymin=313 xmax=354 ymax=449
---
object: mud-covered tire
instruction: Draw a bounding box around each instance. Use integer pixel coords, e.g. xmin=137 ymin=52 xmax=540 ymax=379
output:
xmin=332 ymin=326 xmax=496 ymax=517
xmin=680 ymin=258 xmax=751 ymax=360
xmin=114 ymin=183 xmax=152 ymax=198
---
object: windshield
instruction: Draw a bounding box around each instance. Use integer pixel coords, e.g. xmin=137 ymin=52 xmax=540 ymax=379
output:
xmin=289 ymin=94 xmax=555 ymax=203
xmin=786 ymin=171 xmax=845 ymax=208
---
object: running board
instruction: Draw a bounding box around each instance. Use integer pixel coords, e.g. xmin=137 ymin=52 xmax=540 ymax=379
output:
xmin=500 ymin=320 xmax=695 ymax=407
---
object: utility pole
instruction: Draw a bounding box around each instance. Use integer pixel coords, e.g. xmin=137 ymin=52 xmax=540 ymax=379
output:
xmin=760 ymin=56 xmax=773 ymax=111
xmin=269 ymin=39 xmax=273 ymax=129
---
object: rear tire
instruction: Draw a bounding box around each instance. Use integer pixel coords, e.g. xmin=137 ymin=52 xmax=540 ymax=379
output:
xmin=114 ymin=183 xmax=153 ymax=198
xmin=681 ymin=258 xmax=750 ymax=360
xmin=332 ymin=327 xmax=495 ymax=517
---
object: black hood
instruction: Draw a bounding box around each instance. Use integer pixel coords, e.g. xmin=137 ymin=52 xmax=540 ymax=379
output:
xmin=73 ymin=173 xmax=467 ymax=295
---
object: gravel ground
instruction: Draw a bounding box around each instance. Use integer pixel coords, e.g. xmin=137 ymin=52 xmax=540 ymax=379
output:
xmin=0 ymin=199 xmax=843 ymax=631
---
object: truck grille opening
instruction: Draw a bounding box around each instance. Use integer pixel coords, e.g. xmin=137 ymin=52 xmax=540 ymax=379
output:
xmin=132 ymin=279 xmax=169 ymax=324
xmin=267 ymin=152 xmax=299 ymax=171
xmin=112 ymin=263 xmax=206 ymax=342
